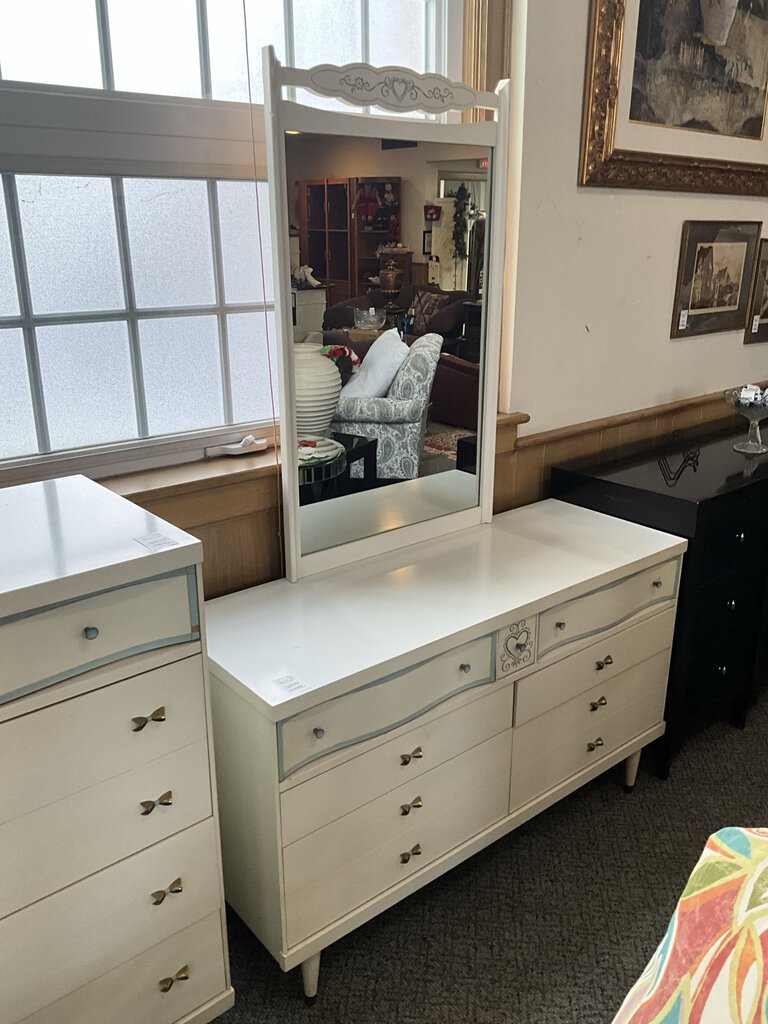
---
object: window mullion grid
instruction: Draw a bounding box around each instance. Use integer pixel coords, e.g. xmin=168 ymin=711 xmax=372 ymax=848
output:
xmin=283 ymin=0 xmax=296 ymax=101
xmin=94 ymin=0 xmax=115 ymax=90
xmin=110 ymin=178 xmax=149 ymax=438
xmin=207 ymin=181 xmax=234 ymax=425
xmin=3 ymin=174 xmax=51 ymax=454
xmin=197 ymin=0 xmax=212 ymax=99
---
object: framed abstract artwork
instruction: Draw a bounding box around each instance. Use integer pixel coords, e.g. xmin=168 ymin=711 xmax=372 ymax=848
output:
xmin=581 ymin=0 xmax=768 ymax=195
xmin=671 ymin=221 xmax=762 ymax=338
xmin=744 ymin=239 xmax=768 ymax=344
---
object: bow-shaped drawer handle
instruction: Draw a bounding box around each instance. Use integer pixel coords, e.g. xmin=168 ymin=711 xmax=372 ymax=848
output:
xmin=589 ymin=696 xmax=608 ymax=712
xmin=159 ymin=965 xmax=189 ymax=992
xmin=400 ymin=746 xmax=423 ymax=766
xmin=151 ymin=877 xmax=183 ymax=905
xmin=132 ymin=706 xmax=166 ymax=732
xmin=140 ymin=790 xmax=173 ymax=816
xmin=652 ymin=579 xmax=663 ymax=589
xmin=400 ymin=843 xmax=422 ymax=864
xmin=400 ymin=796 xmax=423 ymax=816
xmin=595 ymin=656 xmax=613 ymax=671
xmin=555 ymin=621 xmax=567 ymax=631
xmin=587 ymin=737 xmax=605 ymax=753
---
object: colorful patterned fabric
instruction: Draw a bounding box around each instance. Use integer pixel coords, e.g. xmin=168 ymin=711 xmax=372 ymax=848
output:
xmin=611 ymin=828 xmax=768 ymax=1024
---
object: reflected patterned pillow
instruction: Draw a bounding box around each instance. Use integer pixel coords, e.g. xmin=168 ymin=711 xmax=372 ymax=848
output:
xmin=412 ymin=288 xmax=451 ymax=335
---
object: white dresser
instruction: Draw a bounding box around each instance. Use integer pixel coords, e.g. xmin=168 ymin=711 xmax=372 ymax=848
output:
xmin=0 ymin=475 xmax=234 ymax=1024
xmin=204 ymin=500 xmax=687 ymax=1001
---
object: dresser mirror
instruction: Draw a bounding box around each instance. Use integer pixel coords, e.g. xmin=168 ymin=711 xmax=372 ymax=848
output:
xmin=263 ymin=48 xmax=510 ymax=580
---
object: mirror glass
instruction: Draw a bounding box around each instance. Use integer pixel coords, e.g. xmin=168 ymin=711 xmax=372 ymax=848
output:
xmin=284 ymin=131 xmax=492 ymax=556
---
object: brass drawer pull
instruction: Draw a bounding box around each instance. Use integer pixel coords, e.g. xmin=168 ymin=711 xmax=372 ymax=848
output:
xmin=400 ymin=746 xmax=423 ymax=766
xmin=736 ymin=531 xmax=745 ymax=543
xmin=132 ymin=706 xmax=166 ymax=732
xmin=400 ymin=843 xmax=422 ymax=864
xmin=595 ymin=655 xmax=613 ymax=671
xmin=312 ymin=727 xmax=326 ymax=739
xmin=151 ymin=877 xmax=183 ymax=905
xmin=652 ymin=579 xmax=663 ymax=589
xmin=586 ymin=737 xmax=604 ymax=753
xmin=400 ymin=796 xmax=423 ymax=816
xmin=159 ymin=965 xmax=190 ymax=992
xmin=140 ymin=789 xmax=173 ymax=816
xmin=82 ymin=626 xmax=100 ymax=640
xmin=459 ymin=663 xmax=471 ymax=674
xmin=589 ymin=696 xmax=608 ymax=712
xmin=555 ymin=621 xmax=566 ymax=631
xmin=515 ymin=641 xmax=527 ymax=651
xmin=726 ymin=599 xmax=736 ymax=610
xmin=718 ymin=665 xmax=727 ymax=676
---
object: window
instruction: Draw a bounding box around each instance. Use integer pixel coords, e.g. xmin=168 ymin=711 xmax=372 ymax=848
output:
xmin=0 ymin=0 xmax=460 ymax=476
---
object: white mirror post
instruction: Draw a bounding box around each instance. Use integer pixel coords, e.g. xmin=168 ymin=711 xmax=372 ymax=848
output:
xmin=262 ymin=47 xmax=510 ymax=582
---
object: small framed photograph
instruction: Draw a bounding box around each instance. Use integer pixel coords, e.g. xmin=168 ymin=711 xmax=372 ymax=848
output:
xmin=671 ymin=221 xmax=762 ymax=339
xmin=745 ymin=240 xmax=768 ymax=345
xmin=422 ymin=230 xmax=432 ymax=256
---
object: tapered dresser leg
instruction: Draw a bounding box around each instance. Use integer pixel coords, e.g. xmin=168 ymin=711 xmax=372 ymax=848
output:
xmin=623 ymin=750 xmax=642 ymax=793
xmin=301 ymin=952 xmax=321 ymax=1005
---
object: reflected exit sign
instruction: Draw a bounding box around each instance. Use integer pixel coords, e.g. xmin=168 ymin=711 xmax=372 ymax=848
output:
xmin=477 ymin=158 xmax=489 ymax=169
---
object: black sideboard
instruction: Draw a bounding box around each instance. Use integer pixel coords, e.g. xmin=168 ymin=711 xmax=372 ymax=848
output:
xmin=552 ymin=434 xmax=768 ymax=777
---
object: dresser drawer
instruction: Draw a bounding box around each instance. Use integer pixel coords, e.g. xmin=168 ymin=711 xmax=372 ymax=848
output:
xmin=696 ymin=506 xmax=767 ymax=583
xmin=284 ymin=730 xmax=511 ymax=900
xmin=0 ymin=655 xmax=207 ymax=828
xmin=1 ymin=819 xmax=222 ymax=1024
xmin=515 ymin=609 xmax=675 ymax=725
xmin=689 ymin=637 xmax=748 ymax=708
xmin=691 ymin=571 xmax=759 ymax=644
xmin=0 ymin=570 xmax=198 ymax=705
xmin=285 ymin=737 xmax=511 ymax=947
xmin=0 ymin=738 xmax=213 ymax=919
xmin=538 ymin=559 xmax=678 ymax=659
xmin=18 ymin=913 xmax=227 ymax=1024
xmin=278 ymin=635 xmax=494 ymax=779
xmin=510 ymin=652 xmax=669 ymax=810
xmin=280 ymin=683 xmax=513 ymax=845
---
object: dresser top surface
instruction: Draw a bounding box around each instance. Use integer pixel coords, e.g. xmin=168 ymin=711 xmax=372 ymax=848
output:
xmin=0 ymin=475 xmax=201 ymax=616
xmin=555 ymin=434 xmax=768 ymax=505
xmin=205 ymin=499 xmax=686 ymax=720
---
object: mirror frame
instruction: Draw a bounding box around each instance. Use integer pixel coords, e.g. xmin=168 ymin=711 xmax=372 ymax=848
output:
xmin=263 ymin=47 xmax=510 ymax=581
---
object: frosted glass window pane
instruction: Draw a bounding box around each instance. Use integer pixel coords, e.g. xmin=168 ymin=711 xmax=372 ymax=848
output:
xmin=18 ymin=176 xmax=124 ymax=315
xmin=108 ymin=0 xmax=200 ymax=97
xmin=294 ymin=0 xmax=363 ymax=111
xmin=0 ymin=0 xmax=102 ymax=89
xmin=0 ymin=204 xmax=18 ymax=316
xmin=140 ymin=316 xmax=223 ymax=433
xmin=210 ymin=0 xmax=285 ymax=105
xmin=217 ymin=181 xmax=274 ymax=304
xmin=0 ymin=330 xmax=37 ymax=458
xmin=228 ymin=312 xmax=278 ymax=422
xmin=124 ymin=179 xmax=215 ymax=308
xmin=370 ymin=3 xmax=426 ymax=73
xmin=37 ymin=322 xmax=137 ymax=450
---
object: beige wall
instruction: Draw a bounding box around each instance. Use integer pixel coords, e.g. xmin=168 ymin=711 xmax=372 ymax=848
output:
xmin=503 ymin=0 xmax=768 ymax=436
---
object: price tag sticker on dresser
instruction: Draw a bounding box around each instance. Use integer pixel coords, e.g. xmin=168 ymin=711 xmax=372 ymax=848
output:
xmin=752 ymin=314 xmax=761 ymax=334
xmin=678 ymin=309 xmax=689 ymax=330
xmin=273 ymin=674 xmax=309 ymax=695
xmin=135 ymin=531 xmax=179 ymax=552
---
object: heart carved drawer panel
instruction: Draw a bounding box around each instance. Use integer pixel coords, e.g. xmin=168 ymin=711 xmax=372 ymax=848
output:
xmin=17 ymin=913 xmax=227 ymax=1024
xmin=280 ymin=683 xmax=513 ymax=845
xmin=538 ymin=559 xmax=679 ymax=660
xmin=0 ymin=570 xmax=198 ymax=706
xmin=283 ymin=730 xmax=511 ymax=899
xmin=515 ymin=608 xmax=674 ymax=726
xmin=0 ymin=739 xmax=213 ymax=919
xmin=284 ymin=736 xmax=511 ymax=948
xmin=0 ymin=655 xmax=207 ymax=828
xmin=278 ymin=634 xmax=494 ymax=779
xmin=1 ymin=819 xmax=222 ymax=1024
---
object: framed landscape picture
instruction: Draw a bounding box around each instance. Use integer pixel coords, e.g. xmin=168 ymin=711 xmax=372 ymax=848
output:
xmin=745 ymin=239 xmax=768 ymax=343
xmin=671 ymin=221 xmax=762 ymax=338
xmin=581 ymin=0 xmax=768 ymax=195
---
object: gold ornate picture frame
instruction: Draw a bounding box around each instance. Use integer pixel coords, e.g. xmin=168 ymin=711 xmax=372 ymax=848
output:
xmin=580 ymin=0 xmax=768 ymax=196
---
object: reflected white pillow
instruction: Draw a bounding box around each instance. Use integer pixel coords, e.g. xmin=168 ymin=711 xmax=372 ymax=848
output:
xmin=339 ymin=328 xmax=408 ymax=398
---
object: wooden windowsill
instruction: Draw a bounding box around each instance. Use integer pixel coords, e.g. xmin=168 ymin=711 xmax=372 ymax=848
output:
xmin=102 ymin=449 xmax=280 ymax=502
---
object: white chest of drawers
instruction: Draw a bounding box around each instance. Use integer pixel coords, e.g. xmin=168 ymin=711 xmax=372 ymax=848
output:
xmin=0 ymin=475 xmax=234 ymax=1024
xmin=204 ymin=500 xmax=687 ymax=1002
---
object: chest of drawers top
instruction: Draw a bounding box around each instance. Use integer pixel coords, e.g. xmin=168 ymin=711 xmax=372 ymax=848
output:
xmin=205 ymin=500 xmax=686 ymax=722
xmin=0 ymin=474 xmax=201 ymax=619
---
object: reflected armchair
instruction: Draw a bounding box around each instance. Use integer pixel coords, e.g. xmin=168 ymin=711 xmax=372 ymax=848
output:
xmin=330 ymin=334 xmax=443 ymax=479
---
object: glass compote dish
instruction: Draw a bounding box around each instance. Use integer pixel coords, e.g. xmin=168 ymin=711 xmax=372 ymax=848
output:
xmin=724 ymin=386 xmax=768 ymax=454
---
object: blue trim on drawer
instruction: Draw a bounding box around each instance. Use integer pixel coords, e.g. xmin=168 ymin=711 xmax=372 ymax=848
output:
xmin=0 ymin=632 xmax=198 ymax=706
xmin=185 ymin=566 xmax=201 ymax=632
xmin=537 ymin=557 xmax=682 ymax=659
xmin=277 ymin=633 xmax=497 ymax=781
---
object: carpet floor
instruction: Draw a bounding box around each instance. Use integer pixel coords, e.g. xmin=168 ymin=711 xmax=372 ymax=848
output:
xmin=220 ymin=687 xmax=768 ymax=1024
